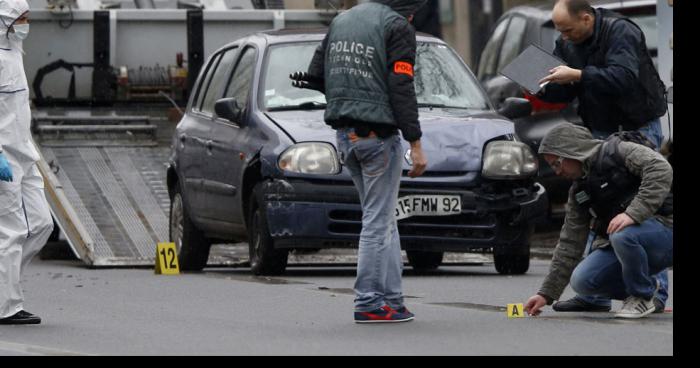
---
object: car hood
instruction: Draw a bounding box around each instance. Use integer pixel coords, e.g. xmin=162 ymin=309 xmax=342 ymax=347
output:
xmin=266 ymin=109 xmax=514 ymax=172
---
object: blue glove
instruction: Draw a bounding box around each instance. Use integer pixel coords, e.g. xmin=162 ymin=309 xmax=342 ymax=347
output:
xmin=0 ymin=152 xmax=13 ymax=182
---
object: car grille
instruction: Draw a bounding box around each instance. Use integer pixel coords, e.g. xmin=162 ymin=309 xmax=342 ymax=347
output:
xmin=327 ymin=209 xmax=496 ymax=241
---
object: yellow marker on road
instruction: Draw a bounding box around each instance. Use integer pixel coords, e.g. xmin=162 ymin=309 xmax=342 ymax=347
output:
xmin=507 ymin=303 xmax=525 ymax=318
xmin=155 ymin=243 xmax=180 ymax=275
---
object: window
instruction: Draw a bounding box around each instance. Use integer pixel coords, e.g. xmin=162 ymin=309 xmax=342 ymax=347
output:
xmin=415 ymin=43 xmax=489 ymax=110
xmin=497 ymin=16 xmax=528 ymax=72
xmin=224 ymin=47 xmax=257 ymax=112
xmin=540 ymin=25 xmax=559 ymax=53
xmin=263 ymin=42 xmax=326 ymax=110
xmin=193 ymin=53 xmax=222 ymax=112
xmin=477 ymin=18 xmax=509 ymax=79
xmin=200 ymin=47 xmax=239 ymax=115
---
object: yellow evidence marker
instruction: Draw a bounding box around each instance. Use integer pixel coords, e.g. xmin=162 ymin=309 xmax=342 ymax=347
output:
xmin=155 ymin=242 xmax=180 ymax=275
xmin=507 ymin=303 xmax=525 ymax=318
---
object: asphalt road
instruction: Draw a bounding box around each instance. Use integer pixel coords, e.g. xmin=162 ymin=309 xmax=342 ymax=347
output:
xmin=0 ymin=255 xmax=672 ymax=356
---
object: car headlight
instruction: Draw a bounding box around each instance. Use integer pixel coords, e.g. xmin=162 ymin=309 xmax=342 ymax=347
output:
xmin=482 ymin=141 xmax=538 ymax=179
xmin=279 ymin=142 xmax=341 ymax=175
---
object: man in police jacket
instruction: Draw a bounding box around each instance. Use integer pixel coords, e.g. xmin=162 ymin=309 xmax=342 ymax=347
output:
xmin=292 ymin=0 xmax=428 ymax=323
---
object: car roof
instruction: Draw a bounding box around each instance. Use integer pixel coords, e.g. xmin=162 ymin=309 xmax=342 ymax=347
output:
xmin=211 ymin=27 xmax=447 ymax=57
xmin=251 ymin=27 xmax=446 ymax=45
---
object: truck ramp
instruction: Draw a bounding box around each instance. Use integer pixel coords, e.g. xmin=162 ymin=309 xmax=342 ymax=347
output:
xmin=34 ymin=112 xmax=172 ymax=266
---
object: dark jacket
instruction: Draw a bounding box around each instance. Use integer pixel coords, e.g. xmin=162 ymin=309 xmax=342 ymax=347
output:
xmin=307 ymin=0 xmax=426 ymax=142
xmin=540 ymin=8 xmax=667 ymax=133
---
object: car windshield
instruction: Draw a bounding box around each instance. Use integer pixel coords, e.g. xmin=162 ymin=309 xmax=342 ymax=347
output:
xmin=262 ymin=41 xmax=490 ymax=111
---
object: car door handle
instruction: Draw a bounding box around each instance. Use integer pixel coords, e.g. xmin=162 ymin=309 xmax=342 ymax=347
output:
xmin=206 ymin=140 xmax=214 ymax=154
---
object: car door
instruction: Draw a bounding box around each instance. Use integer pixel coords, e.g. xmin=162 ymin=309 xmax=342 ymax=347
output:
xmin=182 ymin=46 xmax=240 ymax=224
xmin=178 ymin=51 xmax=224 ymax=220
xmin=202 ymin=45 xmax=259 ymax=231
xmin=481 ymin=15 xmax=529 ymax=108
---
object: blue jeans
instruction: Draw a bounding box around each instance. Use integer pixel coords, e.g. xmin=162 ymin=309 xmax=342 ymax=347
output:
xmin=580 ymin=118 xmax=669 ymax=306
xmin=336 ymin=128 xmax=405 ymax=312
xmin=570 ymin=218 xmax=673 ymax=301
xmin=591 ymin=118 xmax=664 ymax=149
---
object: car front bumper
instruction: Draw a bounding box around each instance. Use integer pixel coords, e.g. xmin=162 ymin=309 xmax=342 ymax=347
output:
xmin=261 ymin=179 xmax=548 ymax=252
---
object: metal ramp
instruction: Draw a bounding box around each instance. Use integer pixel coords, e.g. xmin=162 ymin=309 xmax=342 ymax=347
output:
xmin=34 ymin=112 xmax=172 ymax=266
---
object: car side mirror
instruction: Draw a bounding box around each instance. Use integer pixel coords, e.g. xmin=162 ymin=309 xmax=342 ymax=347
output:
xmin=215 ymin=98 xmax=244 ymax=123
xmin=497 ymin=97 xmax=532 ymax=120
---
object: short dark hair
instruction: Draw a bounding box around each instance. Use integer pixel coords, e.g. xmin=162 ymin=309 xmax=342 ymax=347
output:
xmin=558 ymin=0 xmax=595 ymax=17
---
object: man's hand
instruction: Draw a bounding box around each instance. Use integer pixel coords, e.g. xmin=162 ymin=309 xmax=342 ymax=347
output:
xmin=407 ymin=140 xmax=427 ymax=178
xmin=0 ymin=152 xmax=13 ymax=182
xmin=608 ymin=213 xmax=636 ymax=234
xmin=524 ymin=295 xmax=548 ymax=316
xmin=539 ymin=65 xmax=582 ymax=85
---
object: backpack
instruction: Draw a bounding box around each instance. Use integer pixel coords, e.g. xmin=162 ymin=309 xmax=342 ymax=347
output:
xmin=607 ymin=130 xmax=657 ymax=151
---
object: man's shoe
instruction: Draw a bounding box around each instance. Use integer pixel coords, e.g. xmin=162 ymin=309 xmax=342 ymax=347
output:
xmin=354 ymin=305 xmax=414 ymax=324
xmin=394 ymin=307 xmax=415 ymax=319
xmin=552 ymin=297 xmax=611 ymax=312
xmin=0 ymin=310 xmax=41 ymax=325
xmin=652 ymin=297 xmax=666 ymax=314
xmin=615 ymin=296 xmax=656 ymax=319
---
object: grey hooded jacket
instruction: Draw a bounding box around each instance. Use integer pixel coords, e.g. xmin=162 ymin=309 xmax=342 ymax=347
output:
xmin=537 ymin=123 xmax=673 ymax=302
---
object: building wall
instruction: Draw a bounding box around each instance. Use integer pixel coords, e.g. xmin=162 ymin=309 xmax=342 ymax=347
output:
xmin=285 ymin=0 xmax=315 ymax=8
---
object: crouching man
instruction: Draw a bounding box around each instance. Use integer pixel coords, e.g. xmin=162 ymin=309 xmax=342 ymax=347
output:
xmin=524 ymin=123 xmax=673 ymax=319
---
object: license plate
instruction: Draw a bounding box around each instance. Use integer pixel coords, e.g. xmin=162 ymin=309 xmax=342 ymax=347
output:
xmin=395 ymin=195 xmax=462 ymax=221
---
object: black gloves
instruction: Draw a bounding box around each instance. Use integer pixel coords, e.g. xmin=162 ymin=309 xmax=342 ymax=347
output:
xmin=290 ymin=71 xmax=325 ymax=93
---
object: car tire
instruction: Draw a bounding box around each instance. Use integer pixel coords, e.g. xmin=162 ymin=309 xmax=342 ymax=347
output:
xmin=170 ymin=183 xmax=212 ymax=271
xmin=248 ymin=183 xmax=288 ymax=276
xmin=494 ymin=224 xmax=532 ymax=275
xmin=494 ymin=253 xmax=530 ymax=275
xmin=407 ymin=251 xmax=443 ymax=273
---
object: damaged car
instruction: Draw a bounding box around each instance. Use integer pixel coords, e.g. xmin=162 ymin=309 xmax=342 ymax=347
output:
xmin=167 ymin=29 xmax=548 ymax=276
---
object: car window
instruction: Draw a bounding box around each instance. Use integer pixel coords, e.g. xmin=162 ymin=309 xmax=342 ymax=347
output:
xmin=415 ymin=43 xmax=490 ymax=110
xmin=200 ymin=47 xmax=239 ymax=115
xmin=477 ymin=17 xmax=510 ymax=80
xmin=541 ymin=25 xmax=558 ymax=53
xmin=193 ymin=53 xmax=223 ymax=112
xmin=497 ymin=16 xmax=528 ymax=72
xmin=263 ymin=43 xmax=326 ymax=109
xmin=629 ymin=14 xmax=658 ymax=52
xmin=260 ymin=41 xmax=488 ymax=112
xmin=224 ymin=47 xmax=257 ymax=113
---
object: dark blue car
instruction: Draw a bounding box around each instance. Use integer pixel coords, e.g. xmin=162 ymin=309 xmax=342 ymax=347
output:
xmin=167 ymin=29 xmax=548 ymax=276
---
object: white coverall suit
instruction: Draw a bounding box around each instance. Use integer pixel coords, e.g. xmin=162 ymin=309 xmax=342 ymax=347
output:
xmin=0 ymin=0 xmax=53 ymax=319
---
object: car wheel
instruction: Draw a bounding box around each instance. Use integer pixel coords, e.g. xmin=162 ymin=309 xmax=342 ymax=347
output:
xmin=407 ymin=251 xmax=443 ymax=273
xmin=493 ymin=224 xmax=532 ymax=275
xmin=494 ymin=253 xmax=530 ymax=275
xmin=170 ymin=183 xmax=212 ymax=271
xmin=248 ymin=183 xmax=288 ymax=276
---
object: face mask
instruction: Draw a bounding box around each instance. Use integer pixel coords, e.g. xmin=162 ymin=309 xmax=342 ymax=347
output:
xmin=10 ymin=23 xmax=29 ymax=41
